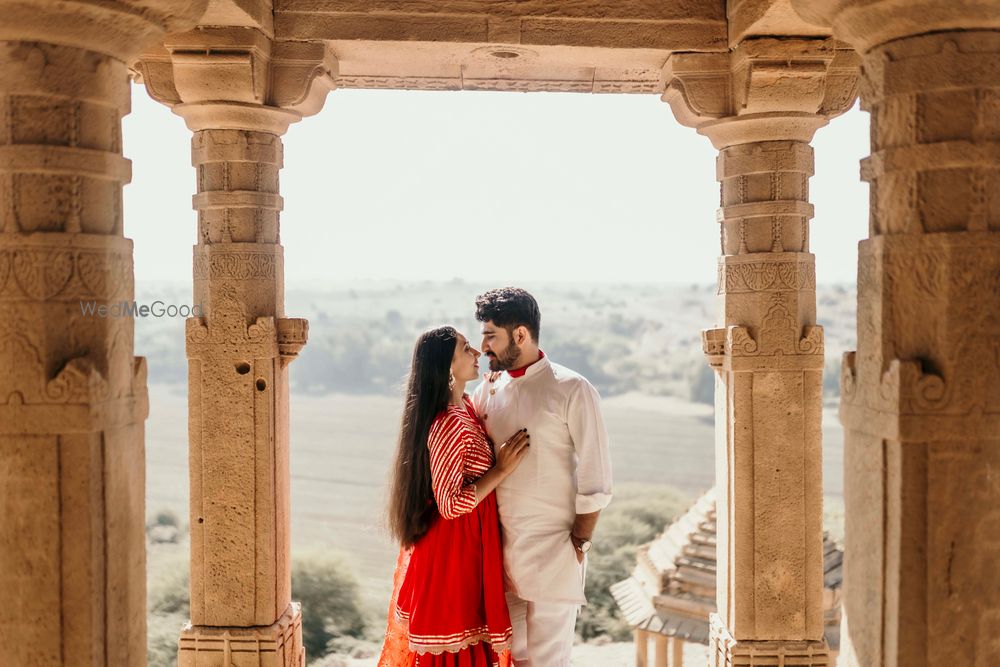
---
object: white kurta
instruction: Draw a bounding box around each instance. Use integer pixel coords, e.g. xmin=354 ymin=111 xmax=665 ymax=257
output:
xmin=471 ymin=354 xmax=613 ymax=604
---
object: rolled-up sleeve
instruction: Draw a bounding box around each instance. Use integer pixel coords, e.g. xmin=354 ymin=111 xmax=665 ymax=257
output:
xmin=567 ymin=380 xmax=613 ymax=514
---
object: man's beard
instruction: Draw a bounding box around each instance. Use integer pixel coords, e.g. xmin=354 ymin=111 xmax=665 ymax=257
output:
xmin=487 ymin=342 xmax=521 ymax=372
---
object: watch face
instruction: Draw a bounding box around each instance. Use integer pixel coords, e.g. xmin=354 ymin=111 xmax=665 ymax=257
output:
xmin=581 ymin=541 xmax=592 ymax=553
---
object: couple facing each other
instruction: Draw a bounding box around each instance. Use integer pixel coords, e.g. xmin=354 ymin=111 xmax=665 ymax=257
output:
xmin=379 ymin=287 xmax=614 ymax=667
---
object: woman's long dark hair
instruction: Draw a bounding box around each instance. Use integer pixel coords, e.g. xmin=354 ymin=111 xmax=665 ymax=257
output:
xmin=387 ymin=326 xmax=457 ymax=547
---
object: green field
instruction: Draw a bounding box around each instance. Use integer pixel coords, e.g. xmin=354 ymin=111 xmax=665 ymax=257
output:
xmin=146 ymin=384 xmax=845 ymax=609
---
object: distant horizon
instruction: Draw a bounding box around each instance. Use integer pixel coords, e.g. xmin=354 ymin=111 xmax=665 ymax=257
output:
xmin=124 ymin=88 xmax=870 ymax=285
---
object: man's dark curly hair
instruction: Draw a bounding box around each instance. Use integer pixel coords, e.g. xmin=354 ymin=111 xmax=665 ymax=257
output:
xmin=474 ymin=287 xmax=541 ymax=342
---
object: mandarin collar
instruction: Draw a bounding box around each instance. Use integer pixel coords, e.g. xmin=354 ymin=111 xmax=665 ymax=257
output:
xmin=507 ymin=350 xmax=548 ymax=380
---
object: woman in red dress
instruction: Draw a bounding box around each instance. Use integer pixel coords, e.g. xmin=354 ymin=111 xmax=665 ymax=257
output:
xmin=379 ymin=326 xmax=531 ymax=667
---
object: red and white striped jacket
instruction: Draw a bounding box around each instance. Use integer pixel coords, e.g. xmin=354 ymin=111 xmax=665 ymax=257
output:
xmin=427 ymin=396 xmax=495 ymax=520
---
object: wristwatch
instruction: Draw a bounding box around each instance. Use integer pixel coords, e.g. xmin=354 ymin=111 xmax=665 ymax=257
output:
xmin=571 ymin=534 xmax=592 ymax=554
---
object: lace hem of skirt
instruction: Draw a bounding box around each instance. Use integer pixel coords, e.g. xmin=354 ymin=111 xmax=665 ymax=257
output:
xmin=395 ymin=606 xmax=513 ymax=655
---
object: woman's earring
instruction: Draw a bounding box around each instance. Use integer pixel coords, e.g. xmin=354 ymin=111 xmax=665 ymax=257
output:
xmin=448 ymin=370 xmax=456 ymax=390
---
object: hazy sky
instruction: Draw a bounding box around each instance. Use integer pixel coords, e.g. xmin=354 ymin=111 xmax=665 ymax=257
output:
xmin=123 ymin=87 xmax=869 ymax=286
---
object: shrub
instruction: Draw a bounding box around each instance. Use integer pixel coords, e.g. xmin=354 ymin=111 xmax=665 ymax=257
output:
xmin=148 ymin=554 xmax=189 ymax=616
xmin=151 ymin=509 xmax=181 ymax=528
xmin=292 ymin=551 xmax=369 ymax=659
xmin=146 ymin=550 xmax=368 ymax=666
xmin=577 ymin=484 xmax=690 ymax=641
xmin=147 ymin=611 xmax=189 ymax=667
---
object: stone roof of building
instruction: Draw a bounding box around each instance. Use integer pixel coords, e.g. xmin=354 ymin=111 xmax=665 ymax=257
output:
xmin=610 ymin=488 xmax=843 ymax=648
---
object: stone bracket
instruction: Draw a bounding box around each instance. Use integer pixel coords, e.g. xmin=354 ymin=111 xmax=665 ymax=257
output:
xmin=702 ymin=321 xmax=825 ymax=372
xmin=661 ymin=37 xmax=859 ymax=146
xmin=276 ymin=317 xmax=308 ymax=368
xmin=134 ymin=27 xmax=338 ymax=133
xmin=701 ymin=325 xmax=823 ymax=373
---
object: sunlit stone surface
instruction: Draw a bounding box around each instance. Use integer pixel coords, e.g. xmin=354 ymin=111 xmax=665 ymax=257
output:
xmin=0 ymin=1 xmax=996 ymax=665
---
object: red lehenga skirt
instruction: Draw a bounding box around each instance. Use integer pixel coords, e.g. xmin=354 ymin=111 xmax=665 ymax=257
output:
xmin=378 ymin=491 xmax=512 ymax=667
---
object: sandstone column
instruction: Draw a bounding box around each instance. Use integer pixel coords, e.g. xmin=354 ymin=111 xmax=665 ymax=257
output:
xmin=790 ymin=1 xmax=1000 ymax=665
xmin=0 ymin=2 xmax=205 ymax=665
xmin=662 ymin=38 xmax=859 ymax=666
xmin=136 ymin=21 xmax=336 ymax=665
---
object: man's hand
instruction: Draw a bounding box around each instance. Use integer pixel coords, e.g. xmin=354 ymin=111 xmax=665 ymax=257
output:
xmin=571 ymin=511 xmax=600 ymax=565
xmin=570 ymin=533 xmax=590 ymax=563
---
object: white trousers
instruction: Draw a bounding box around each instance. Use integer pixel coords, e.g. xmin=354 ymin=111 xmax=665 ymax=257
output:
xmin=505 ymin=592 xmax=579 ymax=667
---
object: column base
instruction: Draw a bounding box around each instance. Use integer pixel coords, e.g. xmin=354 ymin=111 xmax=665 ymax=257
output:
xmin=178 ymin=602 xmax=304 ymax=667
xmin=709 ymin=614 xmax=831 ymax=667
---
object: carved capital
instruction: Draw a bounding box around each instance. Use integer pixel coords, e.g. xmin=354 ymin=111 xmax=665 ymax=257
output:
xmin=135 ymin=27 xmax=337 ymax=134
xmin=662 ymin=38 xmax=859 ymax=147
xmin=790 ymin=0 xmax=1000 ymax=54
xmin=0 ymin=0 xmax=207 ymax=63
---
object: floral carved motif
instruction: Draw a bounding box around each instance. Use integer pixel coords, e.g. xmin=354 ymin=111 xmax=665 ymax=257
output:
xmin=12 ymin=249 xmax=74 ymax=300
xmin=719 ymin=259 xmax=816 ymax=294
xmin=193 ymin=252 xmax=276 ymax=280
xmin=186 ymin=284 xmax=278 ymax=357
xmin=0 ymin=246 xmax=132 ymax=301
xmin=723 ymin=295 xmax=825 ymax=358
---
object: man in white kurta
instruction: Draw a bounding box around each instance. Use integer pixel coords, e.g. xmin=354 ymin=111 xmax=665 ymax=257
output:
xmin=472 ymin=318 xmax=613 ymax=665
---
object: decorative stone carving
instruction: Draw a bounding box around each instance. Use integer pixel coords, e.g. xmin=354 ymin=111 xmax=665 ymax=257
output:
xmin=332 ymin=74 xmax=663 ymax=94
xmin=135 ymin=15 xmax=314 ymax=658
xmin=135 ymin=27 xmax=337 ymax=133
xmin=193 ymin=250 xmax=278 ymax=280
xmin=0 ymin=3 xmax=205 ymax=665
xmin=791 ymin=2 xmax=1000 ymax=665
xmin=671 ymin=34 xmax=854 ymax=667
xmin=276 ymin=318 xmax=308 ymax=368
xmin=719 ymin=256 xmax=817 ymax=293
xmin=0 ymin=237 xmax=134 ymax=302
xmin=662 ymin=38 xmax=860 ymax=148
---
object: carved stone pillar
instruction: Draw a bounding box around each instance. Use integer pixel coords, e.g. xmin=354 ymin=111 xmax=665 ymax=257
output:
xmin=0 ymin=2 xmax=205 ymax=665
xmin=662 ymin=37 xmax=859 ymax=667
xmin=790 ymin=2 xmax=1000 ymax=665
xmin=136 ymin=20 xmax=335 ymax=667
